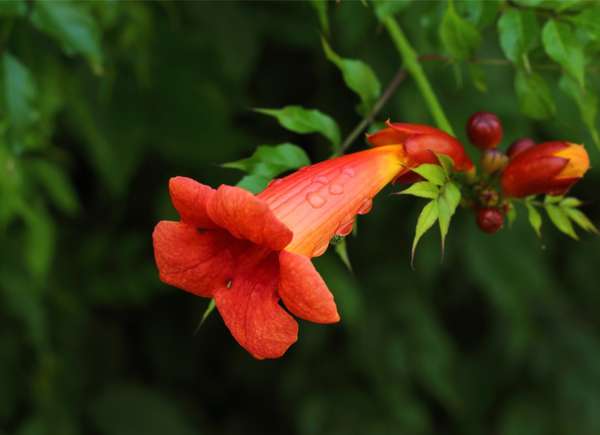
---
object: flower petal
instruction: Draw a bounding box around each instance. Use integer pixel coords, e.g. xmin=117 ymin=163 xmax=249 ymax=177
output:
xmin=152 ymin=221 xmax=233 ymax=297
xmin=404 ymin=133 xmax=473 ymax=171
xmin=214 ymin=253 xmax=298 ymax=359
xmin=501 ymin=155 xmax=568 ymax=197
xmin=278 ymin=251 xmax=339 ymax=324
xmin=169 ymin=177 xmax=217 ymax=228
xmin=207 ymin=184 xmax=293 ymax=251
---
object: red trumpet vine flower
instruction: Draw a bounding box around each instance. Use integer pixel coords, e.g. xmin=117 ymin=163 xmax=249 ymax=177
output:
xmin=152 ymin=123 xmax=471 ymax=359
xmin=366 ymin=121 xmax=474 ymax=183
xmin=501 ymin=141 xmax=590 ymax=198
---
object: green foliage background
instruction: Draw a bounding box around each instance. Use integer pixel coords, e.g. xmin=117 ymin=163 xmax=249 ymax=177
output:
xmin=1 ymin=1 xmax=600 ymax=434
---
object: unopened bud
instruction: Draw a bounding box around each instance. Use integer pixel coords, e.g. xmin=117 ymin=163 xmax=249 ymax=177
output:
xmin=507 ymin=137 xmax=535 ymax=159
xmin=480 ymin=149 xmax=508 ymax=175
xmin=467 ymin=112 xmax=503 ymax=150
xmin=476 ymin=207 xmax=504 ymax=234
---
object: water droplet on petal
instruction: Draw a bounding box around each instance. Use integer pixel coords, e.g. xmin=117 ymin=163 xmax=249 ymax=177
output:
xmin=313 ymin=175 xmax=329 ymax=184
xmin=336 ymin=220 xmax=354 ymax=237
xmin=342 ymin=167 xmax=355 ymax=177
xmin=312 ymin=240 xmax=329 ymax=257
xmin=306 ymin=192 xmax=326 ymax=208
xmin=328 ymin=183 xmax=344 ymax=195
xmin=357 ymin=198 xmax=373 ymax=215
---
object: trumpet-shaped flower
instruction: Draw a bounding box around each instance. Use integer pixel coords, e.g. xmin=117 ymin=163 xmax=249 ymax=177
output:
xmin=153 ymin=124 xmax=472 ymax=359
xmin=501 ymin=141 xmax=589 ymax=198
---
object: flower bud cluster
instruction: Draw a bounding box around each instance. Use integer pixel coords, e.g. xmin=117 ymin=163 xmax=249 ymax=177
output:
xmin=465 ymin=111 xmax=590 ymax=234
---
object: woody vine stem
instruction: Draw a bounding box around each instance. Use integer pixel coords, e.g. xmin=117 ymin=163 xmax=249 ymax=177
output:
xmin=383 ymin=16 xmax=455 ymax=137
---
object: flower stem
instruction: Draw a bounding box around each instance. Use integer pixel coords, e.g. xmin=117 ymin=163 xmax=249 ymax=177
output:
xmin=382 ymin=17 xmax=455 ymax=136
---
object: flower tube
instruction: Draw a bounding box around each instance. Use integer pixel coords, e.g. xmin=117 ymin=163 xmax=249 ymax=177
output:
xmin=501 ymin=141 xmax=589 ymax=198
xmin=153 ymin=124 xmax=472 ymax=359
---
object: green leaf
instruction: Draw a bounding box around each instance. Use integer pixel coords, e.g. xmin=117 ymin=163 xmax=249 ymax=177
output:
xmin=497 ymin=9 xmax=539 ymax=64
xmin=437 ymin=195 xmax=451 ymax=254
xmin=309 ymin=0 xmax=329 ymax=34
xmin=26 ymin=160 xmax=79 ymax=216
xmin=443 ymin=182 xmax=461 ymax=212
xmin=468 ymin=63 xmax=487 ymax=92
xmin=439 ymin=0 xmax=481 ymax=60
xmin=542 ymin=20 xmax=585 ymax=87
xmin=1 ymin=53 xmax=38 ymax=136
xmin=512 ymin=0 xmax=544 ymax=5
xmin=545 ymin=203 xmax=578 ymax=239
xmin=437 ymin=183 xmax=461 ymax=254
xmin=31 ymin=0 xmax=103 ymax=72
xmin=255 ymin=106 xmax=341 ymax=150
xmin=526 ymin=202 xmax=542 ymax=237
xmin=411 ymin=164 xmax=447 ymax=186
xmin=17 ymin=203 xmax=55 ymax=279
xmin=235 ymin=174 xmax=270 ymax=194
xmin=457 ymin=0 xmax=501 ymax=28
xmin=559 ymin=74 xmax=599 ymax=148
xmin=89 ymin=384 xmax=197 ymax=435
xmin=412 ymin=200 xmax=439 ymax=265
xmin=397 ymin=181 xmax=439 ymax=199
xmin=321 ymin=38 xmax=381 ymax=114
xmin=507 ymin=203 xmax=517 ymax=226
xmin=222 ymin=143 xmax=310 ymax=178
xmin=565 ymin=207 xmax=598 ymax=234
xmin=334 ymin=238 xmax=352 ymax=271
xmin=514 ymin=70 xmax=555 ymax=120
xmin=194 ymin=299 xmax=216 ymax=335
xmin=374 ymin=0 xmax=413 ymax=21
xmin=568 ymin=5 xmax=600 ymax=40
xmin=0 ymin=0 xmax=26 ymax=16
xmin=544 ymin=194 xmax=563 ymax=204
xmin=560 ymin=197 xmax=583 ymax=208
xmin=436 ymin=153 xmax=455 ymax=175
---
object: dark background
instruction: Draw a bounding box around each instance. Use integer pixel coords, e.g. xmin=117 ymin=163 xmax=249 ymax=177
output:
xmin=1 ymin=1 xmax=600 ymax=435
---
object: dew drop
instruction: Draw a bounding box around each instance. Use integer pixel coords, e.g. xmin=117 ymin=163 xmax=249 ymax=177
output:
xmin=342 ymin=167 xmax=355 ymax=177
xmin=306 ymin=192 xmax=326 ymax=208
xmin=329 ymin=183 xmax=344 ymax=195
xmin=313 ymin=175 xmax=329 ymax=184
xmin=312 ymin=241 xmax=329 ymax=257
xmin=357 ymin=198 xmax=373 ymax=215
xmin=336 ymin=220 xmax=354 ymax=237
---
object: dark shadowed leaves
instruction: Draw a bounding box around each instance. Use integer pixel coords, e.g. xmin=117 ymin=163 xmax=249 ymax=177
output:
xmin=1 ymin=53 xmax=38 ymax=137
xmin=439 ymin=0 xmax=481 ymax=60
xmin=542 ymin=20 xmax=585 ymax=87
xmin=31 ymin=1 xmax=103 ymax=72
xmin=514 ymin=70 xmax=555 ymax=119
xmin=498 ymin=9 xmax=539 ymax=65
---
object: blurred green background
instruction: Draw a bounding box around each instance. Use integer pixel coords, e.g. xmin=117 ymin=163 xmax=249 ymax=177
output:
xmin=1 ymin=1 xmax=600 ymax=434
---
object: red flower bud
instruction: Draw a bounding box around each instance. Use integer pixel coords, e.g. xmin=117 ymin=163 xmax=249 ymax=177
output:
xmin=366 ymin=121 xmax=473 ymax=183
xmin=507 ymin=137 xmax=536 ymax=159
xmin=480 ymin=149 xmax=508 ymax=175
xmin=466 ymin=112 xmax=503 ymax=150
xmin=501 ymin=141 xmax=589 ymax=198
xmin=476 ymin=207 xmax=504 ymax=234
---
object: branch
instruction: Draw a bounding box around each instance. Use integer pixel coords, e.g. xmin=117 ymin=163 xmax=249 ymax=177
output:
xmin=338 ymin=68 xmax=407 ymax=154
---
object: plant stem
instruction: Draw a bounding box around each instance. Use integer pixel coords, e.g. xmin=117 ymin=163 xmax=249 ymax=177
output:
xmin=338 ymin=68 xmax=407 ymax=154
xmin=382 ymin=17 xmax=455 ymax=136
